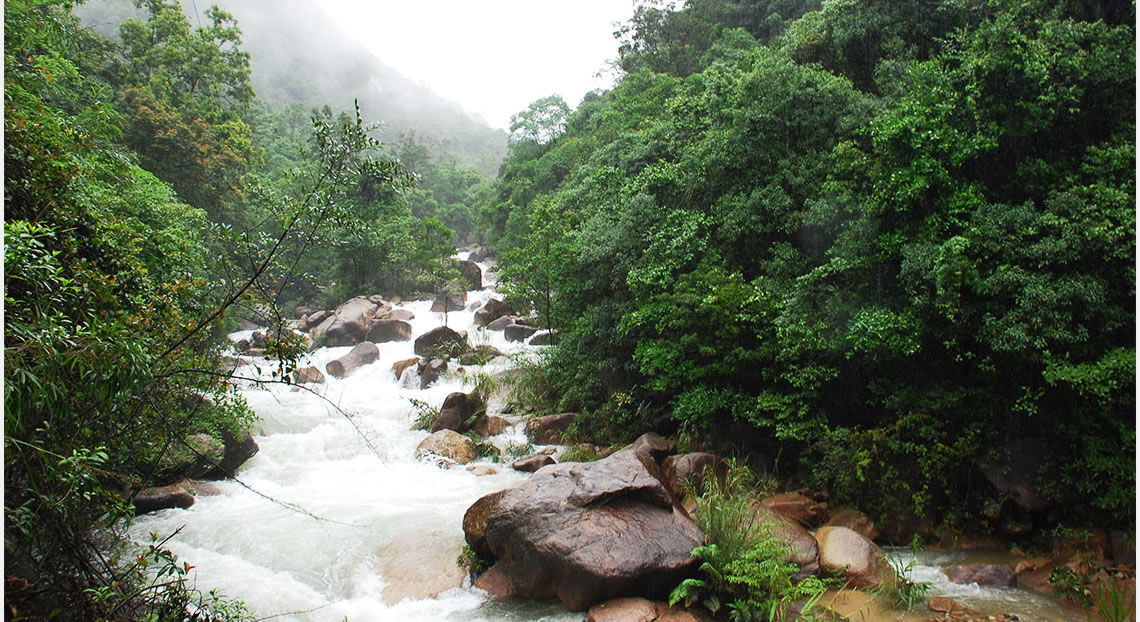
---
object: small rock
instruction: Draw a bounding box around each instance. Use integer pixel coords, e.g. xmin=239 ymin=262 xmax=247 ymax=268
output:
xmin=524 ymin=413 xmax=577 ymax=444
xmin=392 ymin=357 xmax=419 ymax=380
xmin=471 ymin=415 xmax=511 ymax=437
xmin=466 ymin=465 xmax=499 ymax=476
xmin=291 ymin=366 xmax=325 ymax=384
xmin=512 ymin=454 xmax=555 ymax=472
xmin=504 ymin=323 xmax=538 ymax=342
xmin=928 ymin=596 xmax=961 ymax=613
xmin=945 ymin=563 xmax=1014 ymax=587
xmin=415 ymin=430 xmax=477 ymax=465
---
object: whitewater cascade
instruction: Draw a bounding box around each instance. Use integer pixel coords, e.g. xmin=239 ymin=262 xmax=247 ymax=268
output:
xmin=128 ymin=257 xmax=580 ymax=622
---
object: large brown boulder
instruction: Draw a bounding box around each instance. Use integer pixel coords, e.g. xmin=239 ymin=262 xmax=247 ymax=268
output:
xmin=474 ymin=444 xmax=701 ymax=611
xmin=310 ymin=297 xmax=380 ymax=346
xmin=415 ymin=430 xmax=477 ymax=465
xmin=761 ymin=492 xmax=826 ymax=526
xmin=366 ymin=318 xmax=412 ymax=343
xmin=751 ymin=506 xmax=821 ymax=580
xmin=463 ymin=490 xmax=507 ymax=559
xmin=661 ymin=452 xmax=721 ymax=499
xmin=133 ymin=480 xmax=196 ymax=515
xmin=414 ymin=326 xmax=466 ymax=357
xmin=504 ymin=323 xmax=538 ymax=342
xmin=474 ymin=298 xmax=513 ymax=326
xmin=946 ymin=564 xmax=1014 ymax=587
xmin=814 ymin=526 xmax=892 ymax=588
xmin=824 ymin=508 xmax=879 ymax=541
xmin=431 ymin=392 xmax=478 ymax=434
xmin=457 ymin=260 xmax=483 ymax=290
xmin=525 ymin=413 xmax=577 ymax=444
xmin=325 ymin=341 xmax=380 ymax=378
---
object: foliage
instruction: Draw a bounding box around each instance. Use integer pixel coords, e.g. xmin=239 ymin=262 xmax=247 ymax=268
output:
xmin=481 ymin=0 xmax=1135 ymax=529
xmin=456 ymin=544 xmax=490 ymax=576
xmin=670 ymin=460 xmax=830 ymax=620
xmin=869 ymin=557 xmax=932 ymax=612
xmin=408 ymin=398 xmax=439 ymax=432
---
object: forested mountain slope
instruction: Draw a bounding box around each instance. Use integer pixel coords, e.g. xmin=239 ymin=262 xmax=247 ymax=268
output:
xmin=485 ymin=0 xmax=1135 ymax=531
xmin=74 ymin=0 xmax=507 ymax=176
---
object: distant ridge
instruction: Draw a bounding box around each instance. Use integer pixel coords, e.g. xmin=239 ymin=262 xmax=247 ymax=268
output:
xmin=75 ymin=0 xmax=507 ymax=175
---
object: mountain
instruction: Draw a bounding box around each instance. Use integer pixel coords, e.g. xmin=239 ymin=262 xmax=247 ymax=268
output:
xmin=74 ymin=0 xmax=507 ymax=175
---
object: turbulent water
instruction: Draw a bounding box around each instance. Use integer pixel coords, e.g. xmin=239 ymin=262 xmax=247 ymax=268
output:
xmin=128 ymin=259 xmax=582 ymax=621
xmin=128 ymin=259 xmax=1077 ymax=622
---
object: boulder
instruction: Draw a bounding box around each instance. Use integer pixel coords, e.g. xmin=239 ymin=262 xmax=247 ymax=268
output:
xmin=291 ymin=366 xmax=325 ymax=385
xmin=415 ymin=430 xmax=477 ymax=465
xmin=472 ymin=415 xmax=511 ymax=437
xmin=475 ymin=445 xmax=701 ymax=610
xmin=752 ymin=506 xmax=821 ymax=579
xmin=512 ymin=454 xmax=555 ymax=472
xmin=814 ymin=526 xmax=891 ymax=587
xmin=474 ymin=298 xmax=513 ymax=326
xmin=431 ymin=392 xmax=478 ymax=434
xmin=392 ymin=357 xmax=419 ymax=380
xmin=486 ymin=316 xmax=514 ymax=331
xmin=525 ymin=413 xmax=577 ymax=444
xmin=325 ymin=341 xmax=380 ymax=378
xmin=504 ymin=323 xmax=538 ymax=342
xmin=946 ymin=564 xmax=1015 ymax=587
xmin=587 ymin=597 xmax=658 ymax=622
xmin=133 ymin=480 xmax=196 ymax=515
xmin=824 ymin=508 xmax=879 ymax=541
xmin=365 ymin=319 xmax=412 ymax=343
xmin=207 ymin=430 xmax=259 ymax=480
xmin=661 ymin=452 xmax=721 ymax=499
xmin=457 ymin=260 xmax=483 ymax=290
xmin=459 ymin=345 xmax=504 ymax=365
xmin=529 ymin=331 xmax=555 ymax=345
xmin=418 ymin=358 xmax=447 ymax=389
xmin=464 ymin=490 xmax=507 ymax=559
xmin=414 ymin=325 xmax=466 ymax=357
xmin=310 ymin=297 xmax=379 ymax=346
xmin=302 ymin=309 xmax=331 ymax=331
xmin=389 ymin=308 xmax=415 ymax=321
xmin=761 ymin=492 xmax=826 ymax=526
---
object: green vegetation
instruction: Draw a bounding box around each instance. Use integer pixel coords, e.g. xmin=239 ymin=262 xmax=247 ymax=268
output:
xmin=670 ymin=460 xmax=832 ymax=620
xmin=485 ymin=0 xmax=1135 ymax=531
xmin=4 ymin=0 xmax=496 ymax=617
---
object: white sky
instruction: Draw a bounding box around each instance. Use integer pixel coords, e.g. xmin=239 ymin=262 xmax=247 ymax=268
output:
xmin=314 ymin=0 xmax=638 ymax=130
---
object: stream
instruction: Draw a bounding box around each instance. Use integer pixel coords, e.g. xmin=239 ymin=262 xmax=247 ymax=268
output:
xmin=128 ymin=257 xmax=1078 ymax=622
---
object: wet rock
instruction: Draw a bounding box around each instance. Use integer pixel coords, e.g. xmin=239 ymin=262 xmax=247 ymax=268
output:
xmin=389 ymin=308 xmax=415 ymax=321
xmin=466 ymin=465 xmax=498 ymax=476
xmin=525 ymin=413 xmax=577 ymax=444
xmin=928 ymin=595 xmax=963 ymax=614
xmin=415 ymin=430 xmax=477 ymax=465
xmin=471 ymin=415 xmax=511 ymax=437
xmin=310 ymin=296 xmax=379 ymax=346
xmin=529 ymin=331 xmax=554 ymax=345
xmin=824 ymin=508 xmax=879 ymax=541
xmin=302 ymin=309 xmax=331 ymax=331
xmin=431 ymin=392 xmax=477 ymax=434
xmin=476 ymin=445 xmax=701 ymax=610
xmin=751 ymin=506 xmax=820 ymax=580
xmin=474 ymin=298 xmax=513 ymax=327
xmin=459 ymin=345 xmax=504 ymax=365
xmin=587 ymin=597 xmax=657 ymax=622
xmin=325 ymin=341 xmax=380 ymax=378
xmin=814 ymin=526 xmax=890 ymax=587
xmin=464 ymin=490 xmax=507 ymax=560
xmin=377 ymin=535 xmax=465 ymax=604
xmin=206 ymin=430 xmax=259 ymax=480
xmin=392 ymin=357 xmax=419 ymax=380
xmin=457 ymin=260 xmax=483 ymax=290
xmin=291 ymin=366 xmax=325 ymax=384
xmin=662 ymin=452 xmax=722 ymax=500
xmin=504 ymin=323 xmax=538 ymax=342
xmin=945 ymin=563 xmax=1014 ymax=587
xmin=761 ymin=492 xmax=826 ymax=526
xmin=486 ymin=315 xmax=514 ymax=331
xmin=133 ymin=480 xmax=196 ymax=515
xmin=474 ymin=562 xmax=516 ymax=600
xmin=414 ymin=325 xmax=466 ymax=357
xmin=365 ymin=318 xmax=412 ymax=343
xmin=511 ymin=454 xmax=555 ymax=472
xmin=418 ymin=358 xmax=447 ymax=389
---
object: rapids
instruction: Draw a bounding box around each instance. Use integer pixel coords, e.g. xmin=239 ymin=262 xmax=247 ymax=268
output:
xmin=128 ymin=259 xmax=580 ymax=621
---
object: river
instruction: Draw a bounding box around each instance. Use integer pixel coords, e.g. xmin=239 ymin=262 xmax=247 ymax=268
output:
xmin=127 ymin=257 xmax=1079 ymax=622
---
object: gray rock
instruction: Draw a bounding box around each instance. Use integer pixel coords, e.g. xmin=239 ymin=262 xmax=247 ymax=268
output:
xmin=325 ymin=341 xmax=380 ymax=378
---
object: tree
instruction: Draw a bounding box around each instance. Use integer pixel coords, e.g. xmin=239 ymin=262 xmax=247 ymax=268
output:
xmin=509 ymin=94 xmax=570 ymax=148
xmin=499 ymin=198 xmax=573 ymax=338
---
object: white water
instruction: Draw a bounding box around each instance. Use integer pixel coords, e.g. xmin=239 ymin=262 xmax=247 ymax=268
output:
xmin=129 ymin=260 xmax=584 ymax=622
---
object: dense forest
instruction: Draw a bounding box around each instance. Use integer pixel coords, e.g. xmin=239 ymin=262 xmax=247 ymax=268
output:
xmin=3 ymin=0 xmax=1135 ymax=619
xmin=485 ymin=0 xmax=1134 ymax=531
